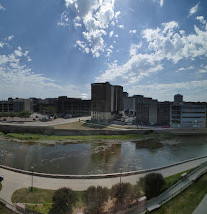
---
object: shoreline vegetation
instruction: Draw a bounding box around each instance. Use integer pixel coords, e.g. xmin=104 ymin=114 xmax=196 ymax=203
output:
xmin=0 ymin=131 xmax=175 ymax=145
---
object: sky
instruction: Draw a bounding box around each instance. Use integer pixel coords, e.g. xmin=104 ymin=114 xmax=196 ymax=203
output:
xmin=0 ymin=0 xmax=207 ymax=102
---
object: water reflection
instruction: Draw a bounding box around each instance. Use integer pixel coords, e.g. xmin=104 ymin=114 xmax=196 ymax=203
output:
xmin=0 ymin=135 xmax=207 ymax=174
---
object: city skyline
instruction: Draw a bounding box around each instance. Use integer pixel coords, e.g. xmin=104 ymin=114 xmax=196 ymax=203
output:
xmin=0 ymin=0 xmax=207 ymax=102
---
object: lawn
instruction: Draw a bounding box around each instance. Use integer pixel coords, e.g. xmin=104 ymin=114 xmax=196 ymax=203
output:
xmin=152 ymin=172 xmax=207 ymax=214
xmin=12 ymin=187 xmax=85 ymax=214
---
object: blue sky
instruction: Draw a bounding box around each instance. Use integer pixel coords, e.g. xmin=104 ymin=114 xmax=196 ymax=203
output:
xmin=0 ymin=0 xmax=207 ymax=102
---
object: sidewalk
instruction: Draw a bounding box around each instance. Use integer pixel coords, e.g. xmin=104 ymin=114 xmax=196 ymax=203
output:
xmin=128 ymin=161 xmax=207 ymax=213
xmin=193 ymin=193 xmax=207 ymax=214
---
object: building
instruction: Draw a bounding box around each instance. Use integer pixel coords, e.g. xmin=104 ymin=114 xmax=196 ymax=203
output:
xmin=58 ymin=96 xmax=91 ymax=117
xmin=0 ymin=99 xmax=13 ymax=112
xmin=136 ymin=97 xmax=158 ymax=125
xmin=0 ymin=98 xmax=33 ymax=113
xmin=170 ymin=94 xmax=206 ymax=128
xmin=123 ymin=93 xmax=145 ymax=116
xmin=91 ymin=82 xmax=123 ymax=121
xmin=157 ymin=101 xmax=171 ymax=126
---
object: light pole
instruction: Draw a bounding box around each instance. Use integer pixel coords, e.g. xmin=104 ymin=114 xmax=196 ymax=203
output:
xmin=31 ymin=166 xmax=34 ymax=191
xmin=120 ymin=167 xmax=122 ymax=184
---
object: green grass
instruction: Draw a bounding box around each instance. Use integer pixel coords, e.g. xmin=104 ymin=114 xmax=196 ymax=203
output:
xmin=5 ymin=132 xmax=174 ymax=142
xmin=12 ymin=187 xmax=55 ymax=204
xmin=12 ymin=187 xmax=85 ymax=214
xmin=26 ymin=203 xmax=52 ymax=214
xmin=5 ymin=133 xmax=145 ymax=141
xmin=152 ymin=172 xmax=207 ymax=214
xmin=162 ymin=168 xmax=195 ymax=191
xmin=0 ymin=132 xmax=4 ymax=137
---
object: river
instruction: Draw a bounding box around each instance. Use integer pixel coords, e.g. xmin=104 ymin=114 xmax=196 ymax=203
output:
xmin=0 ymin=135 xmax=207 ymax=174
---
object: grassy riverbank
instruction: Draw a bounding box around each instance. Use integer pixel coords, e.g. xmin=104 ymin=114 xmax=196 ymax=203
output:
xmin=0 ymin=132 xmax=174 ymax=143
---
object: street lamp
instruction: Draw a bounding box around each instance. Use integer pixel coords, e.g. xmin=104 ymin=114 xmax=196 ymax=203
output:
xmin=31 ymin=166 xmax=34 ymax=191
xmin=120 ymin=167 xmax=122 ymax=184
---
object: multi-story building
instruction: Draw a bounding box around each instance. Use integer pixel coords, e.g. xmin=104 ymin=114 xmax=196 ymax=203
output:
xmin=170 ymin=94 xmax=206 ymax=128
xmin=91 ymin=82 xmax=123 ymax=121
xmin=136 ymin=97 xmax=158 ymax=125
xmin=0 ymin=99 xmax=13 ymax=112
xmin=157 ymin=101 xmax=171 ymax=126
xmin=0 ymin=98 xmax=33 ymax=113
xmin=58 ymin=96 xmax=91 ymax=117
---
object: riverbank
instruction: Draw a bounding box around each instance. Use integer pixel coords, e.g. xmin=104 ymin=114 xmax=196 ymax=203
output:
xmin=0 ymin=131 xmax=174 ymax=145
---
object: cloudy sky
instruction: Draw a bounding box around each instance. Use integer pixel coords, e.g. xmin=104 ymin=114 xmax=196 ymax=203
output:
xmin=0 ymin=0 xmax=207 ymax=102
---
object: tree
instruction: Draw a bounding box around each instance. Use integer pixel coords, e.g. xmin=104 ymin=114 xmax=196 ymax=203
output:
xmin=49 ymin=187 xmax=78 ymax=214
xmin=110 ymin=183 xmax=134 ymax=209
xmin=139 ymin=173 xmax=165 ymax=199
xmin=83 ymin=186 xmax=109 ymax=214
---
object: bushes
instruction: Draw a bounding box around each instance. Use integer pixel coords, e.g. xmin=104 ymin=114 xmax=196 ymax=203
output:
xmin=83 ymin=186 xmax=109 ymax=214
xmin=111 ymin=183 xmax=134 ymax=208
xmin=139 ymin=173 xmax=165 ymax=199
xmin=49 ymin=187 xmax=78 ymax=214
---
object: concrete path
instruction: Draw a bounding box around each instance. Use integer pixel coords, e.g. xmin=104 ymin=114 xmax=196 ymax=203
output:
xmin=1 ymin=157 xmax=207 ymax=204
xmin=128 ymin=160 xmax=207 ymax=214
xmin=193 ymin=193 xmax=207 ymax=214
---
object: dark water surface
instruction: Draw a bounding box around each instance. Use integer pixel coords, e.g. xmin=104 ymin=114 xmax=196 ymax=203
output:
xmin=0 ymin=135 xmax=207 ymax=174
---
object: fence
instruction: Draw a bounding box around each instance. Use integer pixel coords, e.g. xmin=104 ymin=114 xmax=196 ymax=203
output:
xmin=145 ymin=161 xmax=207 ymax=212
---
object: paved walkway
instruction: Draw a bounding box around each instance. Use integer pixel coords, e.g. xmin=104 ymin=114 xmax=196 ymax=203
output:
xmin=1 ymin=157 xmax=207 ymax=204
xmin=193 ymin=193 xmax=207 ymax=214
xmin=128 ymin=161 xmax=207 ymax=213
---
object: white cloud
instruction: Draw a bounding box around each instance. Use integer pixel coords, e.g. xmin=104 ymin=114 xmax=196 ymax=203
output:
xmin=199 ymin=65 xmax=207 ymax=73
xmin=189 ymin=3 xmax=199 ymax=16
xmin=117 ymin=24 xmax=124 ymax=29
xmin=64 ymin=0 xmax=118 ymax=57
xmin=129 ymin=42 xmax=142 ymax=56
xmin=96 ymin=18 xmax=207 ymax=85
xmin=129 ymin=30 xmax=136 ymax=34
xmin=114 ymin=34 xmax=118 ymax=38
xmin=160 ymin=0 xmax=164 ymax=7
xmin=127 ymin=80 xmax=207 ymax=102
xmin=0 ymin=4 xmax=5 ymax=10
xmin=109 ymin=31 xmax=114 ymax=38
xmin=142 ymin=20 xmax=207 ymax=63
xmin=178 ymin=66 xmax=193 ymax=71
xmin=196 ymin=16 xmax=207 ymax=25
xmin=0 ymin=37 xmax=87 ymax=99
xmin=96 ymin=53 xmax=163 ymax=83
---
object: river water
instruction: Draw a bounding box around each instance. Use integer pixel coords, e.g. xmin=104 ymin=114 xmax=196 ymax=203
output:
xmin=0 ymin=135 xmax=207 ymax=174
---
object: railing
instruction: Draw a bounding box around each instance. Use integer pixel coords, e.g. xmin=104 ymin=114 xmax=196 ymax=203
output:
xmin=0 ymin=197 xmax=42 ymax=214
xmin=145 ymin=161 xmax=207 ymax=212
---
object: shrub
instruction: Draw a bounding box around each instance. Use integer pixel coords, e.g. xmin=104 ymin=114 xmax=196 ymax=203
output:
xmin=110 ymin=182 xmax=134 ymax=208
xmin=139 ymin=173 xmax=165 ymax=199
xmin=49 ymin=187 xmax=77 ymax=214
xmin=83 ymin=186 xmax=109 ymax=214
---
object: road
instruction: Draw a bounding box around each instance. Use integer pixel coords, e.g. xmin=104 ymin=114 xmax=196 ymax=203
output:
xmin=0 ymin=116 xmax=91 ymax=127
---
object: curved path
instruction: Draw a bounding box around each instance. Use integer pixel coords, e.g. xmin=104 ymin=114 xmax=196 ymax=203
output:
xmin=1 ymin=156 xmax=207 ymax=204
